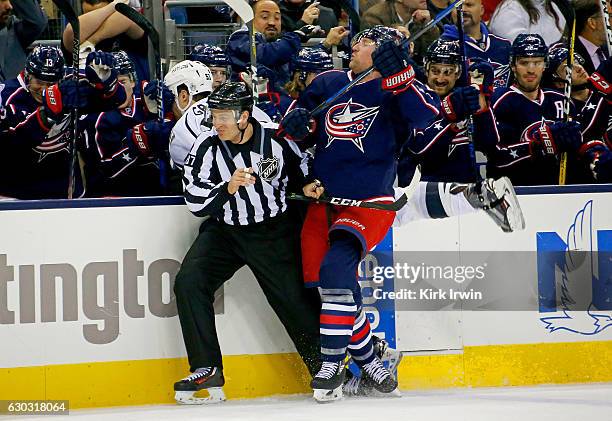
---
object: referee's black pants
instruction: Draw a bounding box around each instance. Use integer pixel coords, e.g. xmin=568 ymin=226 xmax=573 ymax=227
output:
xmin=174 ymin=212 xmax=321 ymax=377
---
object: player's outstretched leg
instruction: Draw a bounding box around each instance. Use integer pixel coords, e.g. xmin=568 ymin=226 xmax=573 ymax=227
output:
xmin=449 ymin=177 xmax=525 ymax=233
xmin=174 ymin=367 xmax=226 ymax=404
xmin=311 ymin=361 xmax=347 ymax=402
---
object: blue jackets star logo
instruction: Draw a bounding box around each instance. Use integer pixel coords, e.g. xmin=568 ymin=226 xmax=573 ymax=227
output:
xmin=324 ymin=99 xmax=380 ymax=153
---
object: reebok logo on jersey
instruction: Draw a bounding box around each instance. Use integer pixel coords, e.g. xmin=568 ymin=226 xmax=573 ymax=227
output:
xmin=325 ymin=99 xmax=380 ymax=153
xmin=257 ymin=156 xmax=279 ymax=182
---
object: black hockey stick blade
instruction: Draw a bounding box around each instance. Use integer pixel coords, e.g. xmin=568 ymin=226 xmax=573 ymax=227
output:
xmin=116 ymin=3 xmax=159 ymax=50
xmin=309 ymin=0 xmax=464 ymax=117
xmin=337 ymin=0 xmax=361 ymax=33
xmin=599 ymin=0 xmax=612 ymax=55
xmin=288 ymin=167 xmax=421 ymax=211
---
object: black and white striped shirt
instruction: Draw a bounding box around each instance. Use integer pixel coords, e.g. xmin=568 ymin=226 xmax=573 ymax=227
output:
xmin=183 ymin=118 xmax=310 ymax=225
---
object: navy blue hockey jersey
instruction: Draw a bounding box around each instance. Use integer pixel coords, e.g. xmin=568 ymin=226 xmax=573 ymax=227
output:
xmin=295 ymin=69 xmax=439 ymax=200
xmin=442 ymin=23 xmax=512 ymax=88
xmin=489 ymin=86 xmax=578 ymax=185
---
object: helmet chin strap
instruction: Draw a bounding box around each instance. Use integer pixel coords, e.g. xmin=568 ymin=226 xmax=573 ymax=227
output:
xmin=235 ymin=110 xmax=249 ymax=144
xmin=176 ymin=92 xmax=193 ymax=115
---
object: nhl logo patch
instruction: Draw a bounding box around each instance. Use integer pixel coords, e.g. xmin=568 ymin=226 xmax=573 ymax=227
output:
xmin=257 ymin=157 xmax=280 ymax=182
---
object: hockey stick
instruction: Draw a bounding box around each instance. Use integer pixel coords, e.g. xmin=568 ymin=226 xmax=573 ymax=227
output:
xmin=116 ymin=3 xmax=170 ymax=189
xmin=552 ymin=0 xmax=576 ymax=185
xmin=309 ymin=0 xmax=464 ymax=117
xmin=456 ymin=3 xmax=482 ymax=183
xmin=599 ymin=0 xmax=612 ymax=56
xmin=53 ymin=0 xmax=80 ymax=199
xmin=336 ymin=0 xmax=361 ymax=34
xmin=288 ymin=166 xmax=421 ymax=211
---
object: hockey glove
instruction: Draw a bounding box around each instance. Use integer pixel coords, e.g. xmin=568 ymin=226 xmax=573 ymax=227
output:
xmin=85 ymin=51 xmax=119 ymax=95
xmin=440 ymin=86 xmax=480 ymax=122
xmin=468 ymin=59 xmax=494 ymax=101
xmin=142 ymin=80 xmax=175 ymax=116
xmin=590 ymin=57 xmax=612 ymax=98
xmin=372 ymin=40 xmax=416 ymax=94
xmin=528 ymin=121 xmax=582 ymax=157
xmin=277 ymin=107 xmax=315 ymax=142
xmin=42 ymin=79 xmax=88 ymax=125
xmin=128 ymin=120 xmax=175 ymax=158
xmin=591 ymin=150 xmax=612 ymax=182
xmin=294 ymin=25 xmax=325 ymax=42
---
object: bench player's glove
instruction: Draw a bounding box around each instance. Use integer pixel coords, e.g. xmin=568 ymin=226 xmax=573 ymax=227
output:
xmin=590 ymin=57 xmax=612 ymax=99
xmin=85 ymin=51 xmax=118 ymax=96
xmin=128 ymin=120 xmax=175 ymax=158
xmin=468 ymin=59 xmax=494 ymax=102
xmin=42 ymin=79 xmax=88 ymax=125
xmin=142 ymin=80 xmax=175 ymax=117
xmin=277 ymin=107 xmax=315 ymax=141
xmin=591 ymin=150 xmax=612 ymax=182
xmin=528 ymin=121 xmax=582 ymax=157
xmin=372 ymin=40 xmax=416 ymax=94
xmin=440 ymin=86 xmax=480 ymax=122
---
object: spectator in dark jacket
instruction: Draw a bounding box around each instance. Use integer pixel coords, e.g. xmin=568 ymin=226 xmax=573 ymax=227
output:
xmin=226 ymin=0 xmax=347 ymax=89
xmin=0 ymin=0 xmax=48 ymax=81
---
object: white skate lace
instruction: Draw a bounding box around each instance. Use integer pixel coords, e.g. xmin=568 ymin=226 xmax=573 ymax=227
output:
xmin=363 ymin=359 xmax=390 ymax=384
xmin=183 ymin=367 xmax=213 ymax=382
xmin=316 ymin=362 xmax=341 ymax=380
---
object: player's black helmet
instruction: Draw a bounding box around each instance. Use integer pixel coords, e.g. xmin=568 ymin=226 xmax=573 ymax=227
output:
xmin=510 ymin=34 xmax=549 ymax=66
xmin=189 ymin=43 xmax=229 ymax=67
xmin=111 ymin=50 xmax=137 ymax=82
xmin=424 ymin=39 xmax=462 ymax=68
xmin=290 ymin=47 xmax=334 ymax=74
xmin=25 ymin=46 xmax=65 ymax=82
xmin=208 ymin=81 xmax=253 ymax=113
xmin=351 ymin=25 xmax=405 ymax=47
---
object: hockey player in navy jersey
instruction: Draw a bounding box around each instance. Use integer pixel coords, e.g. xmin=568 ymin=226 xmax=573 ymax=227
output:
xmin=488 ymin=34 xmax=583 ymax=186
xmin=278 ymin=25 xmax=439 ymax=402
xmin=189 ymin=43 xmax=229 ymax=90
xmin=399 ymin=39 xmax=498 ymax=183
xmin=0 ymin=46 xmax=126 ymax=199
xmin=570 ymin=55 xmax=612 ymax=183
xmin=83 ymin=50 xmax=168 ymax=197
xmin=258 ymin=47 xmax=335 ymax=122
xmin=441 ymin=0 xmax=512 ymax=87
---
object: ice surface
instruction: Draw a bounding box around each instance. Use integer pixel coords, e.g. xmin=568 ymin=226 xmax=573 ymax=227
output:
xmin=17 ymin=384 xmax=612 ymax=421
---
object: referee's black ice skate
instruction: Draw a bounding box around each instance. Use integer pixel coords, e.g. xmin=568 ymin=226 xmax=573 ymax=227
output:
xmin=452 ymin=177 xmax=526 ymax=233
xmin=174 ymin=367 xmax=226 ymax=404
xmin=311 ymin=361 xmax=346 ymax=402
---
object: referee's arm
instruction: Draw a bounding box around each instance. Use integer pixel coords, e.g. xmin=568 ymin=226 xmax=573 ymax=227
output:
xmin=183 ymin=140 xmax=232 ymax=217
xmin=279 ymin=136 xmax=311 ymax=192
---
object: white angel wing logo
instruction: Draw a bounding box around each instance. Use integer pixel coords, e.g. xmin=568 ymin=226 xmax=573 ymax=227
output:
xmin=540 ymin=201 xmax=612 ymax=335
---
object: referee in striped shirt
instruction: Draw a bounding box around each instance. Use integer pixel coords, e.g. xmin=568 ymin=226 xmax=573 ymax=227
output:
xmin=173 ymin=82 xmax=324 ymax=391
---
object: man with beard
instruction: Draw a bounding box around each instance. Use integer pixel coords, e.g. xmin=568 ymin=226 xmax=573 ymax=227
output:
xmin=441 ymin=0 xmax=512 ymax=88
xmin=225 ymin=0 xmax=347 ymax=89
xmin=398 ymin=38 xmax=498 ymax=183
xmin=0 ymin=0 xmax=48 ymax=81
xmin=488 ymin=34 xmax=583 ymax=186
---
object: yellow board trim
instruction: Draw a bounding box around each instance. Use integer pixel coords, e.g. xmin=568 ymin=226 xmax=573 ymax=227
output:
xmin=2 ymin=341 xmax=612 ymax=409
